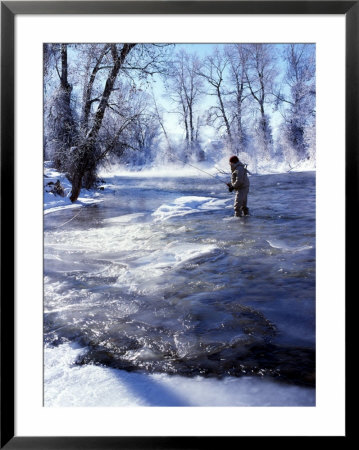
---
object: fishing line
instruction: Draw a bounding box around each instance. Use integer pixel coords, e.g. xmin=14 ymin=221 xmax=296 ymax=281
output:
xmin=169 ymin=153 xmax=230 ymax=186
xmin=119 ymin=137 xmax=231 ymax=186
xmin=56 ymin=207 xmax=83 ymax=228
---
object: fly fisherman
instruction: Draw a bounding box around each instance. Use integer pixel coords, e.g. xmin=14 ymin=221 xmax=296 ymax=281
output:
xmin=227 ymin=155 xmax=250 ymax=217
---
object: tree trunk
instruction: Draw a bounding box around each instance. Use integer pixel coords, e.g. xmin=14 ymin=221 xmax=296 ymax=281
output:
xmin=236 ymin=95 xmax=243 ymax=154
xmin=54 ymin=44 xmax=75 ymax=171
xmin=189 ymin=104 xmax=195 ymax=144
xmin=70 ymin=171 xmax=83 ymax=203
xmin=183 ymin=111 xmax=189 ymax=144
xmin=61 ymin=44 xmax=69 ymax=90
xmin=82 ymin=44 xmax=110 ymax=132
xmin=86 ymin=44 xmax=136 ymax=144
xmin=217 ymin=86 xmax=232 ymax=142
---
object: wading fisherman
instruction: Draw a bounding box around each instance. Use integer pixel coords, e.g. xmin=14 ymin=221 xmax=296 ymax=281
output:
xmin=227 ymin=155 xmax=250 ymax=217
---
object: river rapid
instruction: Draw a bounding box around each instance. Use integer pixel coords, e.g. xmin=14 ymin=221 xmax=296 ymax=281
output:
xmin=44 ymin=171 xmax=316 ymax=405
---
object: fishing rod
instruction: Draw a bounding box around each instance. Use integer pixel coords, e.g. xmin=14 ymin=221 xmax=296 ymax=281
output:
xmin=119 ymin=137 xmax=230 ymax=186
xmin=145 ymin=96 xmax=233 ymax=187
xmin=169 ymin=153 xmax=230 ymax=187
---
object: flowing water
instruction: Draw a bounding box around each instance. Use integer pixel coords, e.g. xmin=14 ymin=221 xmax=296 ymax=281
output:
xmin=44 ymin=171 xmax=315 ymax=393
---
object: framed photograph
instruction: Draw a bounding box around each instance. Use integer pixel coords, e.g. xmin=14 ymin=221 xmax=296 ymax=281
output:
xmin=1 ymin=1 xmax=353 ymax=447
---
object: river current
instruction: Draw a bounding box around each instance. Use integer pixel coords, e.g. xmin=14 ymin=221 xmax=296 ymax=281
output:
xmin=44 ymin=171 xmax=315 ymax=390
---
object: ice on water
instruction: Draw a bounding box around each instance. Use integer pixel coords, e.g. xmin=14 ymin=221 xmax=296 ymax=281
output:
xmin=153 ymin=196 xmax=230 ymax=221
xmin=267 ymin=239 xmax=313 ymax=253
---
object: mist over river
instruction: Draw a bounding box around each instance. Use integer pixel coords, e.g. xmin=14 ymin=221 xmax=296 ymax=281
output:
xmin=44 ymin=170 xmax=315 ymax=406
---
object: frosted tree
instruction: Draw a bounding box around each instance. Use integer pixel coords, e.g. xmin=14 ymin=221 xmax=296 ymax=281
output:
xmin=276 ymin=44 xmax=316 ymax=162
xmin=225 ymin=44 xmax=252 ymax=155
xmin=165 ymin=49 xmax=204 ymax=160
xmin=78 ymin=81 xmax=150 ymax=185
xmin=244 ymin=44 xmax=278 ymax=160
xmin=66 ymin=44 xmax=137 ymax=201
xmin=103 ymin=88 xmax=161 ymax=167
xmin=198 ymin=47 xmax=233 ymax=150
xmin=44 ymin=44 xmax=76 ymax=171
xmin=129 ymin=113 xmax=161 ymax=166
xmin=79 ymin=43 xmax=112 ymax=135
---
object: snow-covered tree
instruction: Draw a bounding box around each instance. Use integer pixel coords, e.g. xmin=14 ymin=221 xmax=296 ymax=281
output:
xmin=276 ymin=44 xmax=316 ymax=161
xmin=243 ymin=44 xmax=278 ymax=160
xmin=198 ymin=47 xmax=233 ymax=150
xmin=165 ymin=49 xmax=204 ymax=160
xmin=79 ymin=44 xmax=112 ymax=135
xmin=44 ymin=44 xmax=76 ymax=171
xmin=66 ymin=44 xmax=137 ymax=201
xmin=105 ymin=88 xmax=161 ymax=167
xmin=225 ymin=44 xmax=252 ymax=154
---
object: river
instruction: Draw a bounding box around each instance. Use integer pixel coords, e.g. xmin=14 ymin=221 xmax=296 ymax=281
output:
xmin=44 ymin=170 xmax=315 ymax=406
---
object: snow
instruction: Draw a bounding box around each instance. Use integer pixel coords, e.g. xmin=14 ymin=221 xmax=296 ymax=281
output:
xmin=152 ymin=196 xmax=230 ymax=221
xmin=44 ymin=163 xmax=104 ymax=214
xmin=44 ymin=342 xmax=315 ymax=407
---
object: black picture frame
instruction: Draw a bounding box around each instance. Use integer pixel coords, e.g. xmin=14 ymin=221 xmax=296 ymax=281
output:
xmin=1 ymin=1 xmax=354 ymax=447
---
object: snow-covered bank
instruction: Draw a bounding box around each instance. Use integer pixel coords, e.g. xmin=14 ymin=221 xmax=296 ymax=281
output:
xmin=44 ymin=163 xmax=103 ymax=215
xmin=45 ymin=342 xmax=315 ymax=407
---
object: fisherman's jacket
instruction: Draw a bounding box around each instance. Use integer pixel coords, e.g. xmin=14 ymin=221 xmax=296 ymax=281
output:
xmin=231 ymin=162 xmax=250 ymax=190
